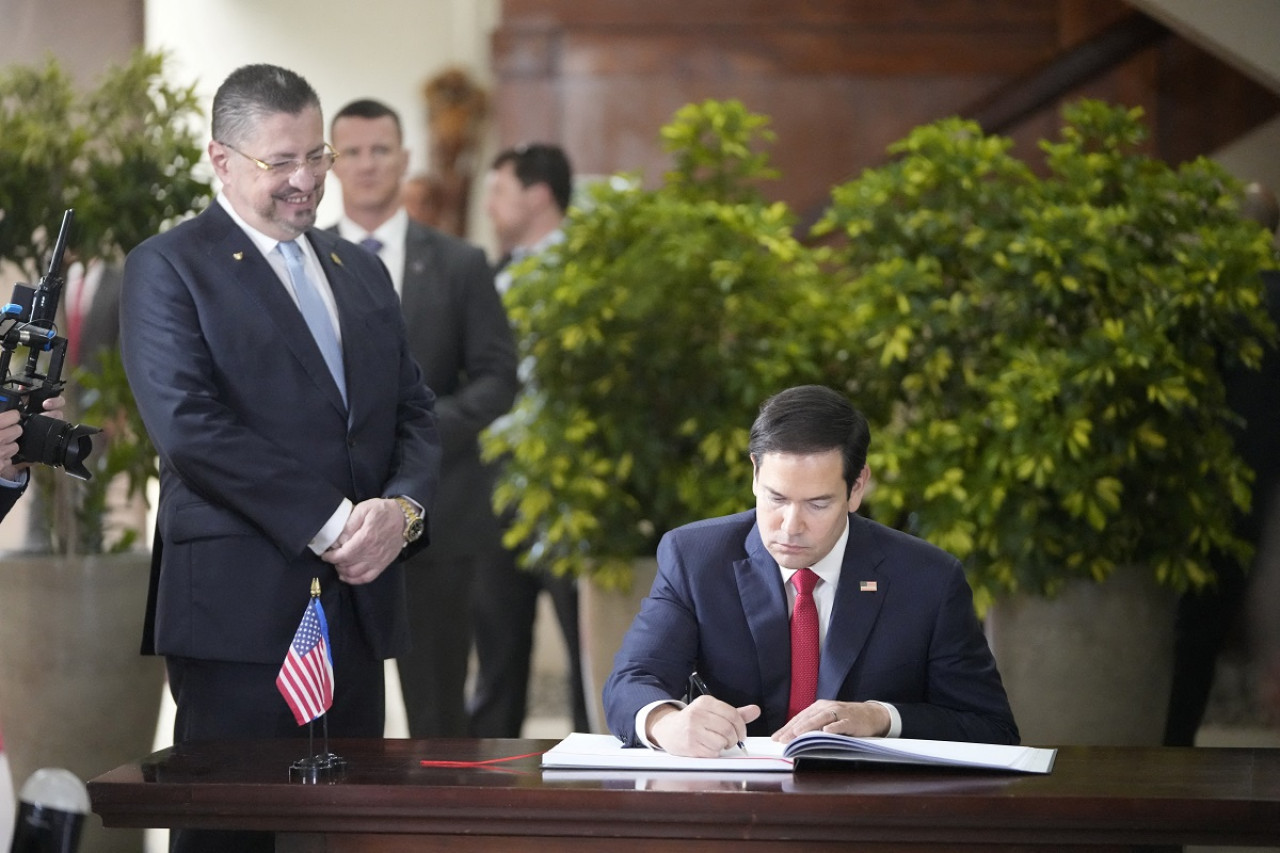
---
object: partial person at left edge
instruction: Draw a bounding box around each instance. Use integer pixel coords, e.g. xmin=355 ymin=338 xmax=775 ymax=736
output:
xmin=0 ymin=397 xmax=66 ymax=522
xmin=119 ymin=63 xmax=441 ymax=853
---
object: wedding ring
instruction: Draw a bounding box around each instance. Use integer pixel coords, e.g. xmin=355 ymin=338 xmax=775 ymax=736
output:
xmin=830 ymin=708 xmax=838 ymax=723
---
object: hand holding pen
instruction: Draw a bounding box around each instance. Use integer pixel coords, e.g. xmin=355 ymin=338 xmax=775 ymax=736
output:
xmin=635 ymin=669 xmax=760 ymax=758
xmin=687 ymin=671 xmax=746 ymax=751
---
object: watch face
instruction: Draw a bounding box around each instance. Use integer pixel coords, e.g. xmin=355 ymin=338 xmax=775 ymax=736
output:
xmin=406 ymin=518 xmax=424 ymax=542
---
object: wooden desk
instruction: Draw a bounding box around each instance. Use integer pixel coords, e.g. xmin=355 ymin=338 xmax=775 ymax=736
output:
xmin=87 ymin=738 xmax=1280 ymax=851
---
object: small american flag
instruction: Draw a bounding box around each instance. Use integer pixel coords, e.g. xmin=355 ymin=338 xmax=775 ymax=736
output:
xmin=276 ymin=597 xmax=334 ymax=726
xmin=860 ymin=581 xmax=878 ymax=592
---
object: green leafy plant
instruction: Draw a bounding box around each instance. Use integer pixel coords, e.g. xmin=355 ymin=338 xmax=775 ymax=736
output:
xmin=485 ymin=99 xmax=842 ymax=589
xmin=816 ymin=100 xmax=1277 ymax=609
xmin=0 ymin=49 xmax=211 ymax=554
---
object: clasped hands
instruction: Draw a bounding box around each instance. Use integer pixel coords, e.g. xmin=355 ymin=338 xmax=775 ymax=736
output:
xmin=322 ymin=497 xmax=405 ymax=585
xmin=647 ymin=695 xmax=891 ymax=758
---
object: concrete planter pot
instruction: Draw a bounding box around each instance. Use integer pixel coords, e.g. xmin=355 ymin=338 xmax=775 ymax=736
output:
xmin=0 ymin=551 xmax=164 ymax=853
xmin=578 ymin=557 xmax=659 ymax=733
xmin=984 ymin=565 xmax=1177 ymax=746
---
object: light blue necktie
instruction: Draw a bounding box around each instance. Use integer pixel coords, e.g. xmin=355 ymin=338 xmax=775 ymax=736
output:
xmin=278 ymin=239 xmax=347 ymax=406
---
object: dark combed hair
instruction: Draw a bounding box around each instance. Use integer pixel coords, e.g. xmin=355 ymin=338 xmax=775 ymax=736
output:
xmin=211 ymin=64 xmax=321 ymax=147
xmin=330 ymin=98 xmax=403 ymax=141
xmin=491 ymin=143 xmax=573 ymax=213
xmin=748 ymin=385 xmax=870 ymax=496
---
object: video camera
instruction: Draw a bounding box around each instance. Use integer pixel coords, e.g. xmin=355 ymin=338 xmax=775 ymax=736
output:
xmin=0 ymin=209 xmax=100 ymax=481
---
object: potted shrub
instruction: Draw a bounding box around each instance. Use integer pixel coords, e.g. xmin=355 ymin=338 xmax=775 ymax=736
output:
xmin=815 ymin=100 xmax=1276 ymax=744
xmin=484 ymin=99 xmax=843 ymax=725
xmin=0 ymin=49 xmax=209 ymax=554
xmin=0 ymin=49 xmax=210 ymax=852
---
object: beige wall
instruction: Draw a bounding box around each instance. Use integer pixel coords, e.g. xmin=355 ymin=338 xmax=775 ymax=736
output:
xmin=0 ymin=0 xmax=142 ymax=83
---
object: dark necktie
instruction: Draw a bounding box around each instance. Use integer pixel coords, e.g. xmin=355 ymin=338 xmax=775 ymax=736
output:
xmin=788 ymin=568 xmax=820 ymax=721
xmin=360 ymin=236 xmax=383 ymax=254
xmin=278 ymin=240 xmax=347 ymax=406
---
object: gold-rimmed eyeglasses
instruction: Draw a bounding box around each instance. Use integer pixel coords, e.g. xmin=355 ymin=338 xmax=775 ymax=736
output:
xmin=219 ymin=141 xmax=339 ymax=178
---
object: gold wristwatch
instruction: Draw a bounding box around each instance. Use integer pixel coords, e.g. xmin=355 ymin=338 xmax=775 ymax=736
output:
xmin=393 ymin=496 xmax=424 ymax=545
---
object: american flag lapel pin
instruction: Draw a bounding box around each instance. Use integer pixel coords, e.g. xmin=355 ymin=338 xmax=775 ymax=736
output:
xmin=860 ymin=581 xmax=878 ymax=592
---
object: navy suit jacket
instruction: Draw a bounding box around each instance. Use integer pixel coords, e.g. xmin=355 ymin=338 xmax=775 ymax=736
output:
xmin=121 ymin=202 xmax=441 ymax=665
xmin=603 ymin=510 xmax=1018 ymax=745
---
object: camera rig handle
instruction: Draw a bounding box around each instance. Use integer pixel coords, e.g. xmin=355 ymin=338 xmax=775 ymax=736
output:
xmin=0 ymin=209 xmax=75 ymax=402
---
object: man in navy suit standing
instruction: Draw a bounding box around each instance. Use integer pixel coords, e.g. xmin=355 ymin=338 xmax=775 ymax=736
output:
xmin=121 ymin=64 xmax=440 ymax=853
xmin=604 ymin=385 xmax=1017 ymax=757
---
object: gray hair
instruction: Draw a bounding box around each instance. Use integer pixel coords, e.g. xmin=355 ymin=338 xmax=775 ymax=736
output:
xmin=211 ymin=64 xmax=320 ymax=147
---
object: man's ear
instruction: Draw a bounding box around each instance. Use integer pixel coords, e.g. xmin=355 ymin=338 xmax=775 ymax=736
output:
xmin=848 ymin=464 xmax=871 ymax=511
xmin=208 ymin=140 xmax=232 ymax=182
xmin=528 ymin=180 xmax=555 ymax=210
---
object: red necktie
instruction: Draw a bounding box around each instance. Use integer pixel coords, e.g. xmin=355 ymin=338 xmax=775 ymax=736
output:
xmin=788 ymin=567 xmax=820 ymax=720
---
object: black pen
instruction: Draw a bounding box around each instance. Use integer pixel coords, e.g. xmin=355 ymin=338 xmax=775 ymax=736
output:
xmin=689 ymin=671 xmax=746 ymax=751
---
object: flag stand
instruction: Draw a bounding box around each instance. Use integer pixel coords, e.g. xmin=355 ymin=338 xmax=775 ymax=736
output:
xmin=288 ymin=713 xmax=346 ymax=784
xmin=282 ymin=578 xmax=347 ymax=784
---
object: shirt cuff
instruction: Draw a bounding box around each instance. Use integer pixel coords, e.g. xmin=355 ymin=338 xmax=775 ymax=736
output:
xmin=309 ymin=498 xmax=354 ymax=554
xmin=0 ymin=469 xmax=28 ymax=489
xmin=635 ymin=699 xmax=686 ymax=749
xmin=868 ymin=700 xmax=902 ymax=738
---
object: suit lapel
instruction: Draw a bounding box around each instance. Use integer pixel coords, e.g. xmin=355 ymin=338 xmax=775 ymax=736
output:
xmin=819 ymin=515 xmax=888 ymax=698
xmin=199 ymin=208 xmax=347 ymax=417
xmin=740 ymin=525 xmax=793 ymax=728
xmin=308 ymin=235 xmax=361 ymax=415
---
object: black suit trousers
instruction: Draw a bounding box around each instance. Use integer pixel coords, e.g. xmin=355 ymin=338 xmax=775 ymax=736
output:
xmin=396 ymin=549 xmax=481 ymax=737
xmin=469 ymin=546 xmax=589 ymax=736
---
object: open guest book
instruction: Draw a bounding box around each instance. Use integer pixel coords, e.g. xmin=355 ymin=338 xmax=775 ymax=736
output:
xmin=542 ymin=732 xmax=1056 ymax=774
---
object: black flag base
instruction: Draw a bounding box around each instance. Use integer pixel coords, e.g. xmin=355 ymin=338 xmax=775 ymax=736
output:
xmin=288 ymin=752 xmax=347 ymax=784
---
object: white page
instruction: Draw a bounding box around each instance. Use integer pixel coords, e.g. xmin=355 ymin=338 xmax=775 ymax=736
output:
xmin=784 ymin=733 xmax=1057 ymax=773
xmin=541 ymin=732 xmax=1056 ymax=775
xmin=541 ymin=732 xmax=793 ymax=772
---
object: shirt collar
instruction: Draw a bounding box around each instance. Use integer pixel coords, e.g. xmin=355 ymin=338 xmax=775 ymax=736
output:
xmin=217 ymin=192 xmax=311 ymax=260
xmin=337 ymin=207 xmax=407 ymax=250
xmin=513 ymin=227 xmax=565 ymax=261
xmin=780 ymin=515 xmax=850 ymax=589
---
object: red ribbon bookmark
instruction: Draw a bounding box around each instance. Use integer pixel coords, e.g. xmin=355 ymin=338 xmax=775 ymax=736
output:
xmin=419 ymin=751 xmax=544 ymax=768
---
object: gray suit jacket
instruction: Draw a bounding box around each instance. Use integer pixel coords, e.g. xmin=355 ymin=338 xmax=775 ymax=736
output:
xmin=335 ymin=219 xmax=518 ymax=559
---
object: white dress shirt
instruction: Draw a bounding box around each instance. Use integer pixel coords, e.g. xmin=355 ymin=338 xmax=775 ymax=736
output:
xmin=337 ymin=208 xmax=408 ymax=299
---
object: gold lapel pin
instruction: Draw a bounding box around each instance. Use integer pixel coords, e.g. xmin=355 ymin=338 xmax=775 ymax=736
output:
xmin=330 ymin=252 xmax=343 ymax=266
xmin=233 ymin=251 xmax=244 ymax=261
